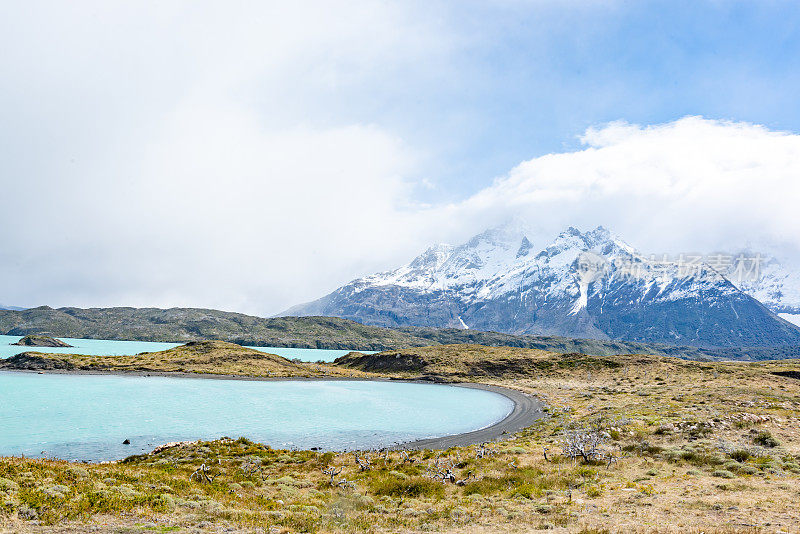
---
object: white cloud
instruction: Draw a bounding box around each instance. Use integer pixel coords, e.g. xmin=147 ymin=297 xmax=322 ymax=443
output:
xmin=458 ymin=117 xmax=800 ymax=259
xmin=2 ymin=3 xmax=799 ymax=316
xmin=0 ymin=1 xmax=449 ymax=313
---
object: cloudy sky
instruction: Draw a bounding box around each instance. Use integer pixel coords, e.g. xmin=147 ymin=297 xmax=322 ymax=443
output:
xmin=2 ymin=1 xmax=800 ymax=315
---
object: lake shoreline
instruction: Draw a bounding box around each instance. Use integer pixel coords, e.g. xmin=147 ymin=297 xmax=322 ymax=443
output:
xmin=0 ymin=368 xmax=544 ymax=454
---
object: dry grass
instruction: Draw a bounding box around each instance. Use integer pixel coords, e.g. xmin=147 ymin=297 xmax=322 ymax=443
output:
xmin=2 ymin=344 xmax=800 ymax=532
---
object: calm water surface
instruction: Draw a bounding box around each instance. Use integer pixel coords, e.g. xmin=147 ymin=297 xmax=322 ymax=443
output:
xmin=0 ymin=335 xmax=366 ymax=362
xmin=0 ymin=373 xmax=513 ymax=461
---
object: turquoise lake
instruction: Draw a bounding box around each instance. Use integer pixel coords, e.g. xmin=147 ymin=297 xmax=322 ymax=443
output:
xmin=0 ymin=373 xmax=513 ymax=461
xmin=0 ymin=335 xmax=366 ymax=362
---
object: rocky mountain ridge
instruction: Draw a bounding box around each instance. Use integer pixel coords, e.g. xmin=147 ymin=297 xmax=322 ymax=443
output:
xmin=284 ymin=224 xmax=800 ymax=348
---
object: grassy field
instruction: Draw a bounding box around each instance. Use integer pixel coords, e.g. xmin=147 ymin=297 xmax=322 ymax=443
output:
xmin=1 ymin=344 xmax=799 ymax=533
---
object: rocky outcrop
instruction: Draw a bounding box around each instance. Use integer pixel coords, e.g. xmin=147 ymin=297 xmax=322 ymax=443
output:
xmin=11 ymin=335 xmax=72 ymax=347
xmin=0 ymin=352 xmax=76 ymax=370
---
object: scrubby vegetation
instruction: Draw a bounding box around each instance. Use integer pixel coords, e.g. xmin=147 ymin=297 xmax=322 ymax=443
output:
xmin=2 ymin=343 xmax=800 ymax=532
xmin=335 ymin=344 xmax=625 ymax=379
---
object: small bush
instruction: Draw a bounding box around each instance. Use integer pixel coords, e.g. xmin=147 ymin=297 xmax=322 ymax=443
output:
xmin=679 ymin=449 xmax=724 ymax=467
xmin=585 ymin=484 xmax=602 ymax=498
xmin=65 ymin=467 xmax=89 ymax=480
xmin=152 ymin=493 xmax=176 ymax=512
xmin=511 ymin=483 xmax=540 ymax=499
xmin=622 ymin=442 xmax=663 ymax=456
xmin=43 ymin=484 xmax=70 ymax=499
xmin=463 ymin=467 xmax=555 ymax=497
xmin=712 ymin=470 xmax=735 ymax=479
xmin=370 ymin=476 xmax=444 ymax=499
xmin=0 ymin=478 xmax=19 ymax=493
xmin=728 ymin=449 xmax=751 ymax=462
xmin=753 ymin=431 xmax=779 ymax=448
xmin=18 ymin=505 xmax=38 ymax=520
xmin=722 ymin=461 xmax=741 ymax=472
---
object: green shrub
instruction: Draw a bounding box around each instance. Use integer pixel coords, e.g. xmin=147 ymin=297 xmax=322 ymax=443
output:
xmin=622 ymin=442 xmax=663 ymax=456
xmin=728 ymin=449 xmax=751 ymax=462
xmin=679 ymin=449 xmax=724 ymax=467
xmin=753 ymin=431 xmax=779 ymax=448
xmin=463 ymin=467 xmax=568 ymax=498
xmin=712 ymin=470 xmax=735 ymax=479
xmin=752 ymin=456 xmax=773 ymax=467
xmin=722 ymin=461 xmax=741 ymax=472
xmin=152 ymin=493 xmax=176 ymax=512
xmin=585 ymin=484 xmax=602 ymax=498
xmin=388 ymin=470 xmax=409 ymax=480
xmin=511 ymin=483 xmax=540 ymax=499
xmin=370 ymin=476 xmax=444 ymax=499
xmin=463 ymin=477 xmax=504 ymax=496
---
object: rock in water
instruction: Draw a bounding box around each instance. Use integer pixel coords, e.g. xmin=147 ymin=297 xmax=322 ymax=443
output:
xmin=123 ymin=439 xmax=131 ymax=445
xmin=11 ymin=335 xmax=73 ymax=348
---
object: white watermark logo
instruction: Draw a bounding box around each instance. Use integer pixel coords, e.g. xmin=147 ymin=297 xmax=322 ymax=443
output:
xmin=576 ymin=252 xmax=763 ymax=284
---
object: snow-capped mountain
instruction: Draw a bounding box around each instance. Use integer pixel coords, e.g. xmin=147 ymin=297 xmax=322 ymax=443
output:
xmin=282 ymin=224 xmax=800 ymax=348
xmin=730 ymin=254 xmax=800 ymax=315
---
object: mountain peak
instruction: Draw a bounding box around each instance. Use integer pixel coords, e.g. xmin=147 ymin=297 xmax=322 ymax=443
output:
xmin=463 ymin=219 xmax=529 ymax=249
xmin=283 ymin=223 xmax=800 ymax=349
xmin=408 ymin=243 xmax=455 ymax=271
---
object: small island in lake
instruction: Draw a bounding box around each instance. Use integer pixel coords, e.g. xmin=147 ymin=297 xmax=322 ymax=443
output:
xmin=0 ymin=339 xmax=367 ymax=378
xmin=11 ymin=334 xmax=73 ymax=348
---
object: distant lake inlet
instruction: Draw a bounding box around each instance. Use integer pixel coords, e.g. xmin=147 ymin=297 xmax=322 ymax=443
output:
xmin=0 ymin=334 xmax=366 ymax=362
